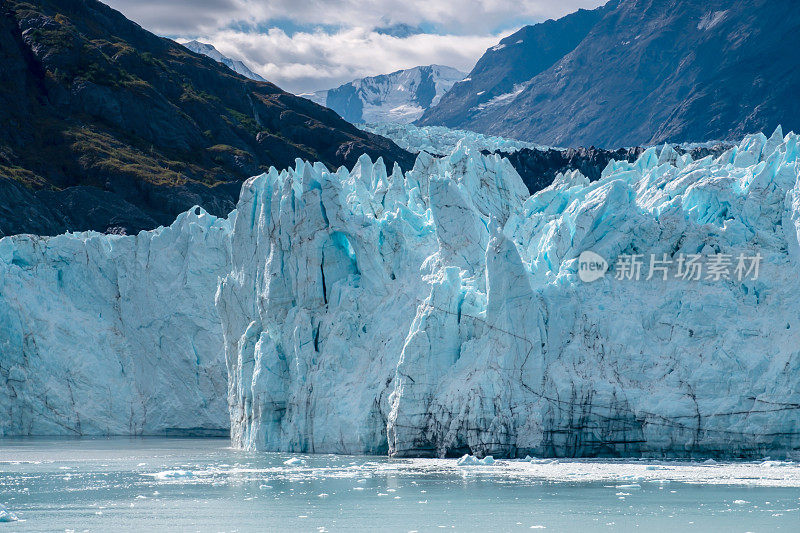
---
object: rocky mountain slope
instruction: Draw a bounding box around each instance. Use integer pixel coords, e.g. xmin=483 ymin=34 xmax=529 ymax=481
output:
xmin=181 ymin=40 xmax=265 ymax=81
xmin=417 ymin=3 xmax=612 ymax=131
xmin=418 ymin=0 xmax=800 ymax=148
xmin=0 ymin=0 xmax=412 ymax=236
xmin=303 ymin=65 xmax=466 ymax=124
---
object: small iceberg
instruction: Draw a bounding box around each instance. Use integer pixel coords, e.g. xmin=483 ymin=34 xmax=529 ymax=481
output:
xmin=151 ymin=470 xmax=195 ymax=480
xmin=0 ymin=504 xmax=19 ymax=522
xmin=457 ymin=454 xmax=495 ymax=466
xmin=283 ymin=457 xmax=307 ymax=466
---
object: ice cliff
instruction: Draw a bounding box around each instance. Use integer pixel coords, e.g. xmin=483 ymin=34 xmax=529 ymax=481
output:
xmin=0 ymin=208 xmax=231 ymax=436
xmin=2 ymin=126 xmax=800 ymax=458
xmin=219 ymin=127 xmax=800 ymax=458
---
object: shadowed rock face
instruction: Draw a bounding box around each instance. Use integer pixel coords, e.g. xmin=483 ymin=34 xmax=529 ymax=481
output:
xmin=0 ymin=0 xmax=413 ymax=236
xmin=417 ymin=4 xmax=612 ymax=130
xmin=419 ymin=0 xmax=800 ymax=148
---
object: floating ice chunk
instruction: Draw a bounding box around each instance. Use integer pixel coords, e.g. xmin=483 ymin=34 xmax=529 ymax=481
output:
xmin=284 ymin=457 xmax=307 ymax=466
xmin=151 ymin=470 xmax=195 ymax=480
xmin=456 ymin=454 xmax=496 ymax=466
xmin=0 ymin=504 xmax=18 ymax=522
xmin=760 ymin=461 xmax=795 ymax=468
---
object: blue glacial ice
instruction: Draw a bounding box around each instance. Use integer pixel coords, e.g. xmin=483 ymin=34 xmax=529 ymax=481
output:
xmin=218 ymin=126 xmax=800 ymax=457
xmin=359 ymin=122 xmax=543 ymax=154
xmin=0 ymin=208 xmax=231 ymax=436
xmin=2 ymin=125 xmax=800 ymax=458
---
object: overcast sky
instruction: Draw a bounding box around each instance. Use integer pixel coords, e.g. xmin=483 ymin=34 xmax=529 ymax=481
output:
xmin=104 ymin=0 xmax=604 ymax=93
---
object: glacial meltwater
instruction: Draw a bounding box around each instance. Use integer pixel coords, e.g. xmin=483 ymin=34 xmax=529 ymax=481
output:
xmin=1 ymin=439 xmax=799 ymax=532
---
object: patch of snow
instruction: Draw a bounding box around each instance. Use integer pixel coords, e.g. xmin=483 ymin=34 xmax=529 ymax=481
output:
xmin=698 ymin=10 xmax=728 ymax=31
xmin=475 ymin=83 xmax=527 ymax=110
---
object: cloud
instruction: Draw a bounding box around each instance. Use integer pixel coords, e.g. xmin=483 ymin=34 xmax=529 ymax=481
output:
xmin=104 ymin=0 xmax=606 ymax=92
xmin=106 ymin=0 xmax=605 ymax=36
xmin=197 ymin=28 xmax=505 ymax=93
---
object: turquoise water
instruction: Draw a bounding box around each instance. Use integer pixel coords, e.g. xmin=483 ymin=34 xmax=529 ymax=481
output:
xmin=1 ymin=438 xmax=799 ymax=532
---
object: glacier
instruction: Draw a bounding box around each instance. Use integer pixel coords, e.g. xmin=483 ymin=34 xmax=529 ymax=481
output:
xmin=218 ymin=126 xmax=800 ymax=457
xmin=359 ymin=122 xmax=541 ymax=155
xmin=0 ymin=208 xmax=231 ymax=436
xmin=2 ymin=125 xmax=800 ymax=458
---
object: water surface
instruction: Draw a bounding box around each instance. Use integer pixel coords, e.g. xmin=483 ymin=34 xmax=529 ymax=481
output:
xmin=1 ymin=438 xmax=799 ymax=531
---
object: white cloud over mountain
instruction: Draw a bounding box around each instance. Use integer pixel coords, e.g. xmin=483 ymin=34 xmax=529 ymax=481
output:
xmin=105 ymin=0 xmax=604 ymax=92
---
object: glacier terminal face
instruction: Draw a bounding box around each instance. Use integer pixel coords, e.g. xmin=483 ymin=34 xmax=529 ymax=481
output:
xmin=219 ymin=128 xmax=800 ymax=458
xmin=2 ymin=126 xmax=799 ymax=458
xmin=0 ymin=208 xmax=232 ymax=436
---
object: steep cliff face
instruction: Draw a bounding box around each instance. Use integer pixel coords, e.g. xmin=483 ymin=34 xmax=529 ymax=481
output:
xmin=0 ymin=0 xmax=412 ymax=236
xmin=219 ymin=127 xmax=800 ymax=458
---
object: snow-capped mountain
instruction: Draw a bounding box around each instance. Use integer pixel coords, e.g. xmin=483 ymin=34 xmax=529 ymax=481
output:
xmin=182 ymin=40 xmax=266 ymax=81
xmin=302 ymin=65 xmax=467 ymax=124
xmin=4 ymin=124 xmax=800 ymax=460
xmin=418 ymin=0 xmax=800 ymax=147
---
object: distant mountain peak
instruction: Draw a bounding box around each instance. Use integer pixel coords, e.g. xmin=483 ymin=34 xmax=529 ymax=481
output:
xmin=303 ymin=64 xmax=467 ymax=124
xmin=182 ymin=40 xmax=266 ymax=82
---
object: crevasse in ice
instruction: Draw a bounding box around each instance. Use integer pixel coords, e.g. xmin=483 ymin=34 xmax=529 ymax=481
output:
xmin=218 ymin=126 xmax=800 ymax=457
